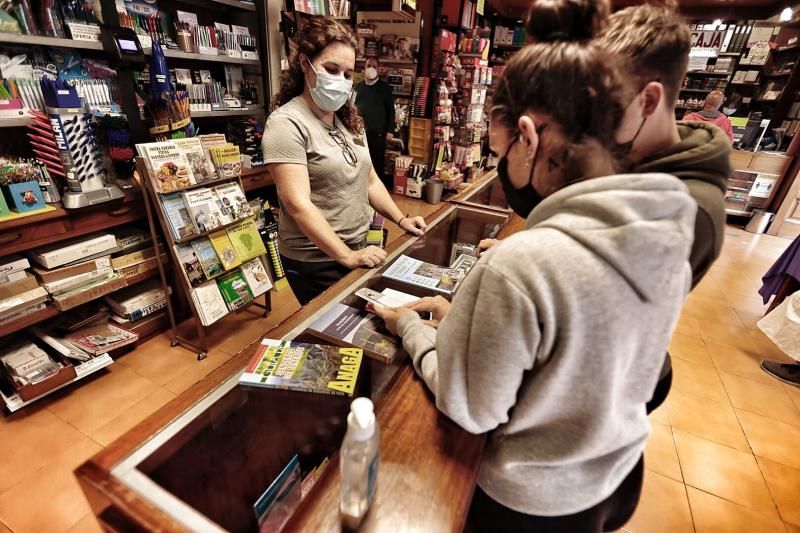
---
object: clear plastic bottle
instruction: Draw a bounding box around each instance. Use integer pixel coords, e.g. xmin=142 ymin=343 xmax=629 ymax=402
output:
xmin=340 ymin=397 xmax=380 ymax=530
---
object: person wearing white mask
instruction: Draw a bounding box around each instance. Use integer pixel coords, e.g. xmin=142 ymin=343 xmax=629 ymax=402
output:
xmin=355 ymin=56 xmax=396 ymax=189
xmin=262 ymin=17 xmax=425 ymax=305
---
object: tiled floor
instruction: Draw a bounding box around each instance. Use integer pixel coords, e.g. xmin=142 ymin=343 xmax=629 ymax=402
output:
xmin=1 ymin=225 xmax=799 ymax=532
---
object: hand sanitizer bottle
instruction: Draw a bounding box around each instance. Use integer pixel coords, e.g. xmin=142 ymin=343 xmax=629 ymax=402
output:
xmin=340 ymin=397 xmax=379 ymax=530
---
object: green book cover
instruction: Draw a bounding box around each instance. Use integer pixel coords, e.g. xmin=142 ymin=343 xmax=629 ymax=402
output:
xmin=217 ymin=269 xmax=253 ymax=310
xmin=191 ymin=238 xmax=225 ymax=279
xmin=227 ymin=219 xmax=267 ymax=262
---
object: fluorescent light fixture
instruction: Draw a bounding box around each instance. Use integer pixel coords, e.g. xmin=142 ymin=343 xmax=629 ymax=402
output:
xmin=781 ymin=7 xmax=793 ymax=21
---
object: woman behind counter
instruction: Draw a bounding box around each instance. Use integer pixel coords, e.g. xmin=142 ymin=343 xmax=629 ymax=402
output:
xmin=374 ymin=0 xmax=696 ymax=530
xmin=261 ymin=17 xmax=426 ymax=305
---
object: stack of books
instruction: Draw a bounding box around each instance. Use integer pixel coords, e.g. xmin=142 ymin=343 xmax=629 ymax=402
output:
xmin=190 ymin=255 xmax=272 ymax=326
xmin=104 ymin=279 xmax=171 ymax=325
xmin=160 ymin=181 xmax=251 ymax=238
xmin=29 ymin=233 xmax=125 ymax=311
xmin=109 ymin=227 xmax=164 ymax=281
xmin=0 ymin=255 xmax=48 ymax=325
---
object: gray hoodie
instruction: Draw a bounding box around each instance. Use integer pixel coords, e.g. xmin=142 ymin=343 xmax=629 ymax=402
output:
xmin=396 ymin=173 xmax=696 ymax=516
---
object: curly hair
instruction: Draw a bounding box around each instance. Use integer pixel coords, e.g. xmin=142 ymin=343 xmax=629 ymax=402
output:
xmin=270 ymin=16 xmax=364 ymax=133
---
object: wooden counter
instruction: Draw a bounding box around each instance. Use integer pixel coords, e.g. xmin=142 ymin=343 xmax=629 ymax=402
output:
xmin=75 ymin=188 xmax=500 ymax=532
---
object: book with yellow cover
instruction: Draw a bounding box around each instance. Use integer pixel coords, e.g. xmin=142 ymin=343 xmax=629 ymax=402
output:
xmin=209 ymin=145 xmax=241 ymax=178
xmin=209 ymin=230 xmax=241 ymax=271
xmin=227 ymin=219 xmax=266 ymax=262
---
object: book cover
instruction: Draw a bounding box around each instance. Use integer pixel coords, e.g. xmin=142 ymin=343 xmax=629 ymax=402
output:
xmin=174 ymin=137 xmax=215 ymax=182
xmin=213 ymin=182 xmax=252 ymax=221
xmin=175 ymin=244 xmax=208 ymax=287
xmin=240 ymin=257 xmax=272 ymax=297
xmin=65 ymin=323 xmax=139 ymax=356
xmin=212 ymin=189 xmax=236 ymax=226
xmin=308 ymin=303 xmax=401 ymax=364
xmin=198 ymin=133 xmax=228 ymax=178
xmin=139 ymin=141 xmax=196 ymax=193
xmin=111 ymin=247 xmax=159 ymax=270
xmin=182 ymin=188 xmax=226 ymax=234
xmin=103 ymin=279 xmax=167 ymax=314
xmin=120 ymin=299 xmax=168 ymax=322
xmin=381 ymin=254 xmax=466 ymax=296
xmin=191 ymin=238 xmax=225 ymax=279
xmin=42 ymin=267 xmax=115 ymax=296
xmin=210 ymin=144 xmax=242 ymax=178
xmin=227 ymin=219 xmax=267 ymax=262
xmin=209 ymin=230 xmax=242 ymax=270
xmin=160 ymin=193 xmax=197 ymax=241
xmin=0 ymin=287 xmax=48 ymax=319
xmin=52 ymin=276 xmax=127 ymax=312
xmin=0 ymin=254 xmax=30 ymax=276
xmin=239 ymin=338 xmax=363 ymax=396
xmin=32 ymin=256 xmax=112 ymax=284
xmin=191 ymin=281 xmax=229 ymax=325
xmin=29 ymin=233 xmax=118 ymax=269
xmin=115 ymin=255 xmax=163 ymax=280
xmin=217 ymin=269 xmax=253 ymax=310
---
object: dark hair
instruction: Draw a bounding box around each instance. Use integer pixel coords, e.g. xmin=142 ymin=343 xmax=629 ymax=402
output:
xmin=270 ymin=16 xmax=363 ymax=133
xmin=493 ymin=0 xmax=627 ymax=182
xmin=596 ymin=4 xmax=690 ymax=107
xmin=526 ymin=0 xmax=609 ymax=43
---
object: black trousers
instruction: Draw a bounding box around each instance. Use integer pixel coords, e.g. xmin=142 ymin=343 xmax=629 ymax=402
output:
xmin=280 ymin=255 xmax=351 ymax=306
xmin=466 ymin=456 xmax=644 ymax=533
xmin=646 ymin=355 xmax=673 ymax=414
xmin=366 ymin=130 xmax=390 ymax=190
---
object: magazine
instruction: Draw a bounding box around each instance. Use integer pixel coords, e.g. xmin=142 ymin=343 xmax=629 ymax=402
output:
xmin=191 ymin=238 xmax=225 ymax=279
xmin=308 ymin=303 xmax=401 ymax=364
xmin=214 ymin=182 xmax=252 ymax=221
xmin=239 ymin=338 xmax=363 ymax=396
xmin=139 ymin=141 xmax=196 ymax=193
xmin=191 ymin=280 xmax=229 ymax=325
xmin=174 ymin=137 xmax=214 ymax=182
xmin=65 ymin=323 xmax=138 ymax=356
xmin=182 ymin=188 xmax=225 ymax=234
xmin=254 ymin=455 xmax=302 ymax=533
xmin=160 ymin=193 xmax=197 ymax=240
xmin=240 ymin=257 xmax=272 ymax=297
xmin=381 ymin=254 xmax=471 ymax=296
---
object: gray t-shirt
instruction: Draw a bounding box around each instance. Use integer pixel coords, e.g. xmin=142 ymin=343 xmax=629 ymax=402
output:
xmin=262 ymin=96 xmax=372 ymax=262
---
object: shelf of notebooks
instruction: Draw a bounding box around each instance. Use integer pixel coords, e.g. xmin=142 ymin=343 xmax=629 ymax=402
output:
xmin=136 ymin=135 xmax=275 ymax=359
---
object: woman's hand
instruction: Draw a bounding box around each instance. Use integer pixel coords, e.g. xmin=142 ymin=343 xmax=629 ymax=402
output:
xmin=406 ymin=296 xmax=451 ymax=328
xmin=371 ymin=304 xmax=417 ymax=336
xmin=399 ymin=216 xmax=427 ymax=236
xmin=478 ymin=238 xmax=500 ymax=256
xmin=338 ymin=245 xmax=387 ymax=269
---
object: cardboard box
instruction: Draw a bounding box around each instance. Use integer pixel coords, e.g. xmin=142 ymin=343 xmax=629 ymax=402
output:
xmin=30 ymin=233 xmax=117 ymax=270
xmin=0 ymin=274 xmax=40 ymax=300
xmin=0 ymin=255 xmax=30 ymax=277
xmin=115 ymin=255 xmax=165 ymax=279
xmin=52 ymin=275 xmax=127 ymax=311
xmin=0 ymin=287 xmax=48 ymax=320
xmin=111 ymin=247 xmax=159 ymax=270
xmin=0 ymin=271 xmax=28 ymax=287
xmin=393 ymin=168 xmax=408 ymax=195
xmin=33 ymin=256 xmax=112 ymax=284
xmin=406 ymin=177 xmax=424 ymax=198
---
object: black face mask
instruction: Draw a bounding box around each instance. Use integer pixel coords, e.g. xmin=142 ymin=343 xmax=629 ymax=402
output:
xmin=614 ymin=117 xmax=647 ymax=158
xmin=497 ymin=137 xmax=543 ymax=218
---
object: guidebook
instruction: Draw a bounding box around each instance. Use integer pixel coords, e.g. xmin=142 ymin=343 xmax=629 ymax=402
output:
xmin=174 ymin=137 xmax=214 ymax=182
xmin=240 ymin=257 xmax=272 ymax=297
xmin=182 ymin=188 xmax=225 ymax=234
xmin=160 ymin=193 xmax=197 ymax=240
xmin=175 ymin=243 xmax=207 ymax=287
xmin=217 ymin=269 xmax=253 ymax=310
xmin=307 ymin=303 xmax=401 ymax=364
xmin=214 ymin=182 xmax=251 ymax=221
xmin=381 ymin=254 xmax=473 ymax=296
xmin=239 ymin=338 xmax=363 ymax=396
xmin=227 ymin=219 xmax=266 ymax=262
xmin=191 ymin=280 xmax=229 ymax=325
xmin=191 ymin=238 xmax=225 ymax=279
xmin=209 ymin=230 xmax=242 ymax=271
xmin=139 ymin=141 xmax=196 ymax=193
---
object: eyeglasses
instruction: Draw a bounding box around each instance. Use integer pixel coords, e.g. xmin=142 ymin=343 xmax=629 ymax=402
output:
xmin=329 ymin=128 xmax=358 ymax=167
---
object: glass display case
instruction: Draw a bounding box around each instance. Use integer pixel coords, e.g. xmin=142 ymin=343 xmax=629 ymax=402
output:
xmin=449 ymin=170 xmax=510 ymax=213
xmin=90 ymin=202 xmax=509 ymax=533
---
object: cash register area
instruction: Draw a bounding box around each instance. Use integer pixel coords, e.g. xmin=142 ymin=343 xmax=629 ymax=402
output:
xmin=0 ymin=217 xmax=797 ymax=533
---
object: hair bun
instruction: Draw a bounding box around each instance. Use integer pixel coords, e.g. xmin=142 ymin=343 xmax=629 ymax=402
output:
xmin=526 ymin=0 xmax=610 ymax=43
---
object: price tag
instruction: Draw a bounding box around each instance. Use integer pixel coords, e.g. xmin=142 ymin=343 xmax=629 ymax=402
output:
xmin=67 ymin=23 xmax=101 ymax=42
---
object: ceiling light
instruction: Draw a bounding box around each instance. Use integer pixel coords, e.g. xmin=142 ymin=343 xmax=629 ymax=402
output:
xmin=781 ymin=7 xmax=793 ymax=21
xmin=713 ymin=18 xmax=723 ymax=27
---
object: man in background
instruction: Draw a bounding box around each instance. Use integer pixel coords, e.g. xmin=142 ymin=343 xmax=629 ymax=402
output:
xmin=683 ymin=90 xmax=735 ymax=143
xmin=355 ymin=57 xmax=395 ymax=190
xmin=597 ymin=3 xmax=731 ymax=413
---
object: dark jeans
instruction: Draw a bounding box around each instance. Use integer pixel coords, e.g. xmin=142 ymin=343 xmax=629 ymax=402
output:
xmin=366 ymin=130 xmax=390 ymax=190
xmin=280 ymin=255 xmax=351 ymax=306
xmin=467 ymin=456 xmax=644 ymax=533
xmin=646 ymin=355 xmax=673 ymax=414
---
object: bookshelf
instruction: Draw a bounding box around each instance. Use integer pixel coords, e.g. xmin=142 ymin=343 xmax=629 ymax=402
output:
xmin=137 ymin=157 xmax=271 ymax=360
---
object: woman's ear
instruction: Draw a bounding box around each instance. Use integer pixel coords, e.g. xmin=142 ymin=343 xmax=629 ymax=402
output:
xmin=517 ymin=115 xmax=540 ymax=159
xmin=299 ymin=54 xmax=309 ymax=74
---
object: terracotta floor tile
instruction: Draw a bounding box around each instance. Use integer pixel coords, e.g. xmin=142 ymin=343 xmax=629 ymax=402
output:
xmin=162 ymin=347 xmax=237 ymax=395
xmin=669 ymin=333 xmax=714 ymax=367
xmin=734 ymin=307 xmax=768 ymax=331
xmin=90 ymin=388 xmax=177 ymax=447
xmin=674 ymin=313 xmax=703 ymax=339
xmin=649 ymin=403 xmax=670 ymax=425
xmin=0 ymin=407 xmax=86 ymax=494
xmin=671 ymin=357 xmax=729 ymax=403
xmin=698 ymin=319 xmax=760 ymax=351
xmin=666 ymin=388 xmax=750 ymax=451
xmin=687 ymin=486 xmax=784 ymax=533
xmin=706 ymin=340 xmax=779 ymax=385
xmin=784 ymin=384 xmax=800 ymax=412
xmin=786 ymin=523 xmax=800 ymax=533
xmin=673 ymin=429 xmax=777 ymax=515
xmin=683 ymin=295 xmax=744 ymax=327
xmin=0 ymin=437 xmax=101 ymax=532
xmin=739 ymin=410 xmax=800 ymax=471
xmin=624 ymin=471 xmax=694 ymax=533
xmin=720 ymin=372 xmax=800 ymax=427
xmin=0 ymin=518 xmax=9 ymax=533
xmin=721 ymin=289 xmax=771 ymax=315
xmin=46 ymin=364 xmax=161 ymax=436
xmin=757 ymin=457 xmax=800 ymax=527
xmin=115 ymin=333 xmax=198 ymax=386
xmin=67 ymin=513 xmax=103 ymax=533
xmin=644 ymin=422 xmax=682 ymax=482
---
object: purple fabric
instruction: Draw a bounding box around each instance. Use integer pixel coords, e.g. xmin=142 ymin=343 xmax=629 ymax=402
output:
xmin=759 ymin=235 xmax=800 ymax=304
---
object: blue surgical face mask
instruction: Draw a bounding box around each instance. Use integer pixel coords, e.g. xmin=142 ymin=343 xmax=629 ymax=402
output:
xmin=305 ymin=59 xmax=353 ymax=112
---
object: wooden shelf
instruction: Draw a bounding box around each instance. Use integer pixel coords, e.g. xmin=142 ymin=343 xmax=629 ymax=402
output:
xmin=680 ymin=88 xmax=717 ymax=93
xmin=719 ymin=52 xmax=742 ymax=56
xmin=764 ymin=72 xmax=792 ymax=78
xmin=1 ymin=353 xmax=113 ymax=412
xmin=154 ymin=174 xmax=240 ymax=196
xmin=492 ymin=44 xmax=523 ymax=50
xmin=0 ymin=115 xmax=33 ymax=128
xmin=458 ymin=53 xmax=487 ymax=58
xmin=191 ymin=107 xmax=264 ymax=118
xmin=776 ymin=44 xmax=800 ymax=53
xmin=179 ymin=0 xmax=256 ymax=10
xmin=356 ymin=57 xmax=416 ymax=65
xmin=0 ymin=34 xmax=103 ymax=50
xmin=0 ymin=203 xmax=68 ymax=232
xmin=726 ymin=208 xmax=754 ymax=216
xmin=0 ymin=305 xmax=59 ymax=338
xmin=173 ymin=214 xmax=253 ymax=245
xmin=687 ymin=71 xmax=731 ymax=76
xmin=730 ymin=81 xmax=760 ymax=86
xmin=144 ymin=48 xmax=260 ymax=65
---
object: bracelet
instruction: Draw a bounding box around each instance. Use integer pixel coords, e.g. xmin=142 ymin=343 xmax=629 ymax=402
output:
xmin=397 ymin=215 xmax=408 ymax=226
